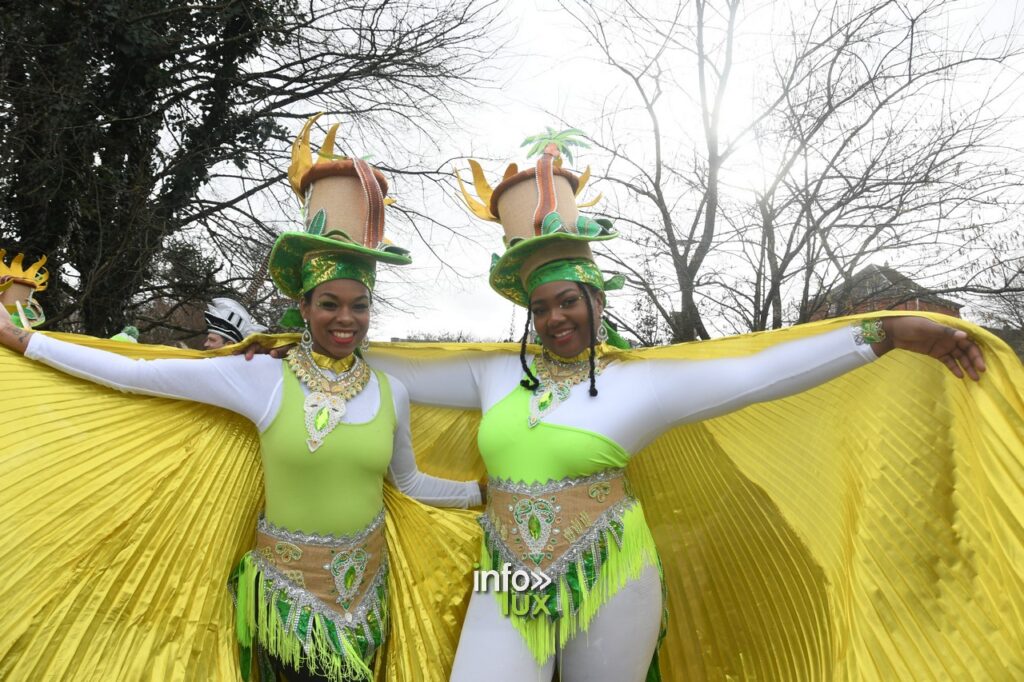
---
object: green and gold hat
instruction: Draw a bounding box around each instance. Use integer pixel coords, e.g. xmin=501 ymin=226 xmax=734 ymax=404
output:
xmin=268 ymin=115 xmax=412 ymax=301
xmin=456 ymin=139 xmax=621 ymax=307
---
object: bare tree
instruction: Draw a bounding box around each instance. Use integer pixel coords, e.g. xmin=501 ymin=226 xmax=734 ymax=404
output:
xmin=970 ymin=231 xmax=1024 ymax=330
xmin=0 ymin=0 xmax=499 ymax=336
xmin=560 ymin=0 xmax=1024 ymax=342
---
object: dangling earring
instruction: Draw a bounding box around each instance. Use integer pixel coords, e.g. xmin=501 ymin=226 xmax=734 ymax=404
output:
xmin=596 ymin=320 xmax=609 ymax=344
xmin=301 ymin=319 xmax=313 ymax=352
xmin=360 ymin=336 xmax=371 ymax=352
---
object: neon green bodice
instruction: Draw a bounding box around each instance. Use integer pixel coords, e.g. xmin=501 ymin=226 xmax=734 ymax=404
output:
xmin=259 ymin=364 xmax=394 ymax=536
xmin=477 ymin=384 xmax=662 ymax=669
xmin=477 ymin=385 xmax=630 ymax=483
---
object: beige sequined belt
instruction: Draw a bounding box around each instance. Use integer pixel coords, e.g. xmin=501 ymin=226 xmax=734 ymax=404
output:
xmin=479 ymin=469 xmax=637 ymax=578
xmin=250 ymin=511 xmax=388 ymax=647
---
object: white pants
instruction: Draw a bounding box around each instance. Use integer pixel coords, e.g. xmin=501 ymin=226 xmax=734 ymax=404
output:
xmin=449 ymin=566 xmax=663 ymax=682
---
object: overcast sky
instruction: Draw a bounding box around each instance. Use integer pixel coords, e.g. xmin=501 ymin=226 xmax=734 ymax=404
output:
xmin=344 ymin=0 xmax=1023 ymax=342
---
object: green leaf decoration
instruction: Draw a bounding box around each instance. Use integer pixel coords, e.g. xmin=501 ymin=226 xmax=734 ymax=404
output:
xmin=308 ymin=208 xmax=326 ymax=236
xmin=541 ymin=211 xmax=565 ymax=235
xmin=520 ymin=127 xmax=591 ymax=162
xmin=575 ymin=215 xmax=616 ymax=237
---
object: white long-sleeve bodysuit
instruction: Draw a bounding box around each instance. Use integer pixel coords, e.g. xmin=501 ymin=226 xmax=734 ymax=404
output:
xmin=365 ymin=326 xmax=878 ymax=682
xmin=25 ymin=333 xmax=481 ymax=508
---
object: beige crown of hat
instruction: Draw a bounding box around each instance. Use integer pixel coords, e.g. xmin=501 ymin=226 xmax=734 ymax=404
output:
xmin=288 ymin=114 xmax=395 ymax=245
xmin=457 ymin=143 xmax=616 ymax=306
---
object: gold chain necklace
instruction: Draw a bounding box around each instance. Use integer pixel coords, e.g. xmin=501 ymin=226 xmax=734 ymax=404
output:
xmin=287 ymin=346 xmax=371 ymax=451
xmin=528 ymin=347 xmax=611 ymax=428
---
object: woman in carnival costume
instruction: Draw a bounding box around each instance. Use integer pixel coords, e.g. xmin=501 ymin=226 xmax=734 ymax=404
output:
xmin=0 ymin=117 xmax=481 ymax=682
xmin=2 ymin=136 xmax=1023 ymax=680
xmin=361 ymin=139 xmax=997 ymax=681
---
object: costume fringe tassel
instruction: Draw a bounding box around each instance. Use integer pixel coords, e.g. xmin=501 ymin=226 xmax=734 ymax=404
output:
xmin=480 ymin=503 xmax=660 ymax=664
xmin=232 ymin=555 xmax=373 ymax=682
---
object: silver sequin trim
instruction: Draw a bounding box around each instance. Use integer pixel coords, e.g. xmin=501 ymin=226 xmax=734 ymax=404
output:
xmin=488 ymin=468 xmax=625 ymax=495
xmin=249 ymin=550 xmax=389 ymax=658
xmin=257 ymin=510 xmax=385 ymax=547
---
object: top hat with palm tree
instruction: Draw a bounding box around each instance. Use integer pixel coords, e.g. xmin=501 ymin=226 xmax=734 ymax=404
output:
xmin=456 ymin=128 xmax=620 ymax=307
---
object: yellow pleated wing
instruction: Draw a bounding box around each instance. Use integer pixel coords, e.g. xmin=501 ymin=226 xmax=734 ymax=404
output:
xmin=2 ymin=312 xmax=1023 ymax=681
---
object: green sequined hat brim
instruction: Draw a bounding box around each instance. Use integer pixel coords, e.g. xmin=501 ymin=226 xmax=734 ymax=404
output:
xmin=489 ymin=231 xmax=617 ymax=307
xmin=269 ymin=232 xmax=412 ymax=300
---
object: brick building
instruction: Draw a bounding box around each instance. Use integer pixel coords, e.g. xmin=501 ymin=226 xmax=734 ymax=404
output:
xmin=806 ymin=264 xmax=962 ymax=321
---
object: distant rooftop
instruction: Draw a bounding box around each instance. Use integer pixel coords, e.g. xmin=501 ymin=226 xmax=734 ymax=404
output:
xmin=809 ymin=264 xmax=963 ymax=319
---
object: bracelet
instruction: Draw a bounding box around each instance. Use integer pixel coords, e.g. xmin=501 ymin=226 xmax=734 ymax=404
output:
xmin=853 ymin=319 xmax=886 ymax=345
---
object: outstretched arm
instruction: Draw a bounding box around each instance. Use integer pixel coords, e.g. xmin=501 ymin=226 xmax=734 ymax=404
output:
xmin=386 ymin=375 xmax=482 ymax=507
xmin=648 ymin=317 xmax=984 ymax=431
xmin=2 ymin=307 xmax=280 ymax=428
xmin=366 ymin=349 xmax=489 ymax=409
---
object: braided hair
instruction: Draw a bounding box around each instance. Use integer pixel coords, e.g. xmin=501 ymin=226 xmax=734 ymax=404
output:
xmin=578 ymin=283 xmax=599 ymax=396
xmin=519 ymin=307 xmax=540 ymax=390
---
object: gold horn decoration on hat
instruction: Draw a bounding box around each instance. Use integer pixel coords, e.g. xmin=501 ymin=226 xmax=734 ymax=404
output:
xmin=0 ymin=250 xmax=48 ymax=292
xmin=288 ymin=114 xmax=320 ymax=199
xmin=288 ymin=113 xmax=397 ymax=208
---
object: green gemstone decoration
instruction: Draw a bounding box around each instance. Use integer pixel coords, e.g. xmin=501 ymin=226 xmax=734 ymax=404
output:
xmin=315 ymin=405 xmax=330 ymax=431
xmin=344 ymin=566 xmax=358 ymax=590
xmin=276 ymin=597 xmax=291 ymax=624
xmin=528 ymin=514 xmax=542 ymax=541
xmin=538 ymin=390 xmax=553 ymax=411
xmin=325 ymin=620 xmax=341 ymax=652
xmin=297 ymin=608 xmax=312 ymax=640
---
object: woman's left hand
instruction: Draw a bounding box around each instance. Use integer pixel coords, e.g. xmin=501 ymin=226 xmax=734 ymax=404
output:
xmin=878 ymin=317 xmax=986 ymax=381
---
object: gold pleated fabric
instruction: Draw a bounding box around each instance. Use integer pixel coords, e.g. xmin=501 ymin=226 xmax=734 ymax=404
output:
xmin=2 ymin=312 xmax=1023 ymax=681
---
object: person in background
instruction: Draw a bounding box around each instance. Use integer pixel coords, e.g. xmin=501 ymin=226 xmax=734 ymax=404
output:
xmin=204 ymin=297 xmax=267 ymax=349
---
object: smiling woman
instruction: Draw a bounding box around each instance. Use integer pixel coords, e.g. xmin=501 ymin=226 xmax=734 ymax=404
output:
xmin=361 ymin=137 xmax=992 ymax=682
xmin=0 ymin=116 xmax=482 ymax=682
xmin=529 ymin=282 xmax=601 ymax=357
xmin=301 ymin=280 xmax=372 ymax=357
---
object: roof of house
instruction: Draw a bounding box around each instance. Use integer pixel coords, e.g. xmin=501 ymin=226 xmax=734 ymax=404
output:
xmin=815 ymin=264 xmax=963 ymax=313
